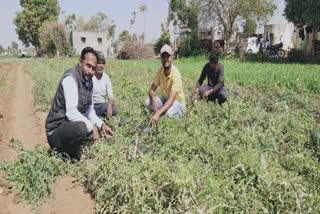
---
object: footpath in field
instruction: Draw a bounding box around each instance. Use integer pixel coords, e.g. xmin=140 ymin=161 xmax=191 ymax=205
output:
xmin=0 ymin=64 xmax=94 ymax=213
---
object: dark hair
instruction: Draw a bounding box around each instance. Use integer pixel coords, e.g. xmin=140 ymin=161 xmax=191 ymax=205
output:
xmin=96 ymin=51 xmax=105 ymax=63
xmin=209 ymin=51 xmax=220 ymax=63
xmin=80 ymin=47 xmax=98 ymax=60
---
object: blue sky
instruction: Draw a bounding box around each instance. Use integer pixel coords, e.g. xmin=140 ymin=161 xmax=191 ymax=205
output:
xmin=0 ymin=0 xmax=287 ymax=49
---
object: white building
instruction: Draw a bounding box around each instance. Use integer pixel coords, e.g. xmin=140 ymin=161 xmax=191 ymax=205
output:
xmin=264 ymin=23 xmax=294 ymax=50
xmin=72 ymin=30 xmax=111 ymax=56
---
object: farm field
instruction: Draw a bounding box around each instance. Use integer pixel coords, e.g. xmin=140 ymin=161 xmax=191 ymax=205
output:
xmin=1 ymin=57 xmax=320 ymax=213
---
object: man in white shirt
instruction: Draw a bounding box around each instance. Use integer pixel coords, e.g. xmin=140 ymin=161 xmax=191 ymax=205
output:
xmin=45 ymin=47 xmax=113 ymax=160
xmin=93 ymin=51 xmax=117 ymax=118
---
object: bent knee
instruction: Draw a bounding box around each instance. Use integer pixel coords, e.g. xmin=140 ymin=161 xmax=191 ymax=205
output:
xmin=77 ymin=122 xmax=88 ymax=139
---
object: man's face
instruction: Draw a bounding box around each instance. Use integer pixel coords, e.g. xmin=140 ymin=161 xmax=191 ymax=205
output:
xmin=79 ymin=52 xmax=97 ymax=81
xmin=161 ymin=52 xmax=172 ymax=69
xmin=96 ymin=61 xmax=105 ymax=74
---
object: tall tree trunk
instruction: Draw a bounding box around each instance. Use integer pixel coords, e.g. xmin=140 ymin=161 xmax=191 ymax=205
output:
xmin=312 ymin=24 xmax=317 ymax=57
xmin=36 ymin=47 xmax=42 ymax=57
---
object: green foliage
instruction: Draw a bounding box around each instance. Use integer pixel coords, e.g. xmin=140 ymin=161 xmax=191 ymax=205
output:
xmin=243 ymin=18 xmax=257 ymax=34
xmin=309 ymin=130 xmax=320 ymax=160
xmin=287 ymin=49 xmax=306 ymax=63
xmin=74 ymin=12 xmax=115 ymax=40
xmin=11 ymin=41 xmax=19 ymax=50
xmin=14 ymin=0 xmax=60 ymax=51
xmin=284 ymin=0 xmax=320 ymax=25
xmin=154 ymin=31 xmax=170 ymax=55
xmin=198 ymin=0 xmax=275 ymax=49
xmin=0 ymin=44 xmax=4 ymax=53
xmin=169 ymin=0 xmax=202 ymax=57
xmin=118 ymin=30 xmax=131 ymax=42
xmin=24 ymin=58 xmax=320 ymax=212
xmin=180 ymin=31 xmax=203 ymax=57
xmin=0 ymin=142 xmax=64 ymax=205
xmin=39 ymin=22 xmax=72 ymax=57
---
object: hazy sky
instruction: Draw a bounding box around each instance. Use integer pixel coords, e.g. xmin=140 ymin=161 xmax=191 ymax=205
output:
xmin=0 ymin=0 xmax=287 ymax=49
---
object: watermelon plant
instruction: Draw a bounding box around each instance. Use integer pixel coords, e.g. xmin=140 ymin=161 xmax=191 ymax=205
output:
xmin=4 ymin=57 xmax=318 ymax=212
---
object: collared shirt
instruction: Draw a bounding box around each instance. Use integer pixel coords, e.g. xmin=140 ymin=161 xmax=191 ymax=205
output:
xmin=62 ymin=76 xmax=103 ymax=133
xmin=153 ymin=64 xmax=186 ymax=106
xmin=92 ymin=72 xmax=114 ymax=104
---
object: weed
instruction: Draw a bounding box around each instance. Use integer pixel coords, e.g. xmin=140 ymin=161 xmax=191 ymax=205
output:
xmin=0 ymin=145 xmax=65 ymax=205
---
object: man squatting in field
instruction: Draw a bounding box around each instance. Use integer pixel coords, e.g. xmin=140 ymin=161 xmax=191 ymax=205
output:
xmin=45 ymin=47 xmax=113 ymax=160
xmin=92 ymin=51 xmax=118 ymax=118
xmin=146 ymin=44 xmax=186 ymax=126
xmin=191 ymin=51 xmax=227 ymax=104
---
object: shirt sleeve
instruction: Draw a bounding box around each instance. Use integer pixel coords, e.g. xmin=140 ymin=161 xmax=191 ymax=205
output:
xmin=104 ymin=74 xmax=114 ymax=100
xmin=86 ymin=101 xmax=104 ymax=131
xmin=197 ymin=64 xmax=208 ymax=86
xmin=62 ymin=76 xmax=94 ymax=133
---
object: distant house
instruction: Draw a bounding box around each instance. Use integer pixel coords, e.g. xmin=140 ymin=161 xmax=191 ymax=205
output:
xmin=72 ymin=30 xmax=111 ymax=56
xmin=293 ymin=25 xmax=320 ymax=56
xmin=198 ymin=27 xmax=225 ymax=52
xmin=264 ymin=23 xmax=294 ymax=50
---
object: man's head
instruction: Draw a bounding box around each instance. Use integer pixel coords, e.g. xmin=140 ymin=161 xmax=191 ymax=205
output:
xmin=96 ymin=51 xmax=106 ymax=74
xmin=209 ymin=51 xmax=220 ymax=64
xmin=79 ymin=47 xmax=98 ymax=81
xmin=160 ymin=44 xmax=173 ymax=70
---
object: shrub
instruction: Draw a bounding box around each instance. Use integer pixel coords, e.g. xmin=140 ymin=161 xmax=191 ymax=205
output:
xmin=287 ymin=49 xmax=306 ymax=63
xmin=0 ymin=139 xmax=65 ymax=204
xmin=154 ymin=31 xmax=170 ymax=55
xmin=117 ymin=42 xmax=155 ymax=60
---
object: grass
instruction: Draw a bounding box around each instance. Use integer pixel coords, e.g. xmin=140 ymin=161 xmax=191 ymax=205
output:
xmin=6 ymin=57 xmax=320 ymax=212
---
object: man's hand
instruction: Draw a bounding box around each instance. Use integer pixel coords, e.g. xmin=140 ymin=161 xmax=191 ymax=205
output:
xmin=152 ymin=98 xmax=159 ymax=113
xmin=101 ymin=123 xmax=113 ymax=138
xmin=203 ymin=90 xmax=211 ymax=99
xmin=149 ymin=112 xmax=160 ymax=126
xmin=191 ymin=92 xmax=198 ymax=101
xmin=92 ymin=125 xmax=100 ymax=143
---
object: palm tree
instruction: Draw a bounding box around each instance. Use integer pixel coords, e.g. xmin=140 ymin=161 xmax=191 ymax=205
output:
xmin=139 ymin=3 xmax=148 ymax=42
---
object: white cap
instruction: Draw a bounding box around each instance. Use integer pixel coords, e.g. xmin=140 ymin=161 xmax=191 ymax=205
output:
xmin=160 ymin=44 xmax=173 ymax=55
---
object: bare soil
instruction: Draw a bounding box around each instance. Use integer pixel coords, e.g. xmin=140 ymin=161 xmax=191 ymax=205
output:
xmin=0 ymin=64 xmax=95 ymax=213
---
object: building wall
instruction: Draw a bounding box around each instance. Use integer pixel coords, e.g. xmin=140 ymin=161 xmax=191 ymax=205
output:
xmin=72 ymin=30 xmax=111 ymax=56
xmin=264 ymin=24 xmax=294 ymax=50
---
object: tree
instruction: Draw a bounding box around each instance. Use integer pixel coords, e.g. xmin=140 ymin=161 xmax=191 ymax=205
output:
xmin=40 ymin=22 xmax=71 ymax=57
xmin=155 ymin=23 xmax=171 ymax=54
xmin=14 ymin=0 xmax=60 ymax=55
xmin=284 ymin=0 xmax=320 ymax=55
xmin=243 ymin=18 xmax=257 ymax=35
xmin=169 ymin=0 xmax=202 ymax=56
xmin=119 ymin=30 xmax=131 ymax=42
xmin=64 ymin=13 xmax=76 ymax=33
xmin=11 ymin=41 xmax=19 ymax=50
xmin=284 ymin=0 xmax=320 ymax=25
xmin=197 ymin=0 xmax=275 ymax=50
xmin=0 ymin=45 xmax=4 ymax=54
xmin=139 ymin=3 xmax=148 ymax=41
xmin=74 ymin=12 xmax=115 ymax=40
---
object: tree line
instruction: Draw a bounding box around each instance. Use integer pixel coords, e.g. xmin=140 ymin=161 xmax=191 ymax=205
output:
xmin=13 ymin=0 xmax=319 ymax=57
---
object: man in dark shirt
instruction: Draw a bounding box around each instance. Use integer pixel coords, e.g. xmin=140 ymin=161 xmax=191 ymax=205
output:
xmin=191 ymin=51 xmax=227 ymax=104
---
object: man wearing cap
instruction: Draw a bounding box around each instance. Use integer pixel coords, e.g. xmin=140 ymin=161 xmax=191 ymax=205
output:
xmin=93 ymin=51 xmax=117 ymax=118
xmin=45 ymin=47 xmax=113 ymax=160
xmin=191 ymin=51 xmax=227 ymax=104
xmin=146 ymin=44 xmax=186 ymax=125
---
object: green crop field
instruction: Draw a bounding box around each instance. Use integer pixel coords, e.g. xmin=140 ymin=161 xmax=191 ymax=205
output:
xmin=2 ymin=57 xmax=320 ymax=213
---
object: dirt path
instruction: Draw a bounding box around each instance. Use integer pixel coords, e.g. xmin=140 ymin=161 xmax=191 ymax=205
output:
xmin=0 ymin=64 xmax=95 ymax=213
